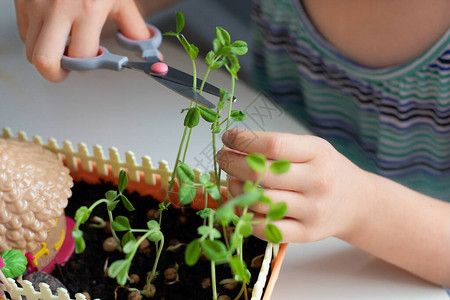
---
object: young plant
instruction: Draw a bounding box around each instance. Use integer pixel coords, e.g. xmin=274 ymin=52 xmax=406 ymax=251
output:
xmin=107 ymin=216 xmax=163 ymax=297
xmin=186 ymin=153 xmax=290 ymax=300
xmin=165 ymin=12 xmax=289 ymax=300
xmin=72 ymin=170 xmax=134 ymax=253
xmin=73 ymin=11 xmax=287 ymax=300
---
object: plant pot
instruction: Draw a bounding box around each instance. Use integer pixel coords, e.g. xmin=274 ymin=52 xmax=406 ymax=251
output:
xmin=1 ymin=127 xmax=287 ymax=300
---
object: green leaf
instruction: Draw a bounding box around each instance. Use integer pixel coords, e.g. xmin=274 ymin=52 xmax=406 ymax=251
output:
xmin=176 ymin=11 xmax=185 ymax=34
xmin=109 ymin=259 xmax=132 ymax=285
xmin=118 ymin=170 xmax=128 ymax=193
xmin=219 ymin=89 xmax=231 ymax=103
xmin=198 ymin=226 xmax=221 ymax=239
xmin=230 ymin=110 xmax=246 ymax=122
xmin=120 ymin=194 xmax=135 ymax=211
xmin=201 ymin=240 xmax=229 ymax=263
xmin=265 ymin=223 xmax=283 ymax=244
xmin=230 ymin=41 xmax=248 ymax=55
xmin=123 ymin=240 xmax=136 ymax=254
xmin=176 ymin=162 xmax=195 ymax=184
xmin=216 ymin=45 xmax=231 ymax=58
xmin=72 ymin=230 xmax=86 ymax=254
xmin=233 ymin=189 xmax=261 ymax=207
xmin=198 ymin=105 xmax=218 ymax=123
xmin=217 ymin=98 xmax=225 ymax=112
xmin=230 ymin=256 xmax=251 ymax=284
xmin=211 ymin=123 xmax=222 ymax=134
xmin=105 ymin=190 xmax=117 ymax=201
xmin=189 ymin=44 xmax=199 ymax=60
xmin=0 ymin=249 xmax=27 ymax=278
xmin=216 ymin=27 xmax=231 ymax=46
xmin=228 ymin=53 xmax=239 ymax=68
xmin=108 ymin=259 xmax=129 ymax=279
xmin=210 ymin=58 xmax=226 ymax=70
xmin=237 ymin=219 xmax=253 ymax=238
xmin=117 ymin=267 xmax=129 ymax=286
xmin=184 ymin=107 xmax=200 ymax=128
xmin=178 ymin=184 xmax=196 ymax=205
xmin=267 ymin=202 xmax=288 ymax=221
xmin=246 ymin=153 xmax=266 ymax=172
xmin=242 ymin=181 xmax=255 ymax=193
xmin=260 ymin=194 xmax=273 ymax=205
xmin=216 ymin=204 xmax=235 ymax=225
xmin=107 ymin=199 xmax=120 ymax=211
xmin=148 ymin=230 xmax=163 ymax=242
xmin=74 ymin=206 xmax=91 ymax=224
xmin=213 ymin=38 xmax=221 ymax=53
xmin=205 ymin=51 xmax=215 ymax=67
xmin=163 ymin=31 xmax=178 ymax=37
xmin=199 ymin=173 xmax=211 ymax=185
xmin=196 ymin=208 xmax=215 ymax=219
xmin=229 ymin=233 xmax=243 ymax=253
xmin=159 ymin=202 xmax=171 ymax=211
xmin=122 ymin=231 xmax=136 ymax=247
xmin=270 ymin=159 xmax=291 ymax=174
xmin=206 ymin=185 xmax=221 ymax=200
xmin=185 ymin=239 xmax=201 ymax=266
xmin=112 ymin=216 xmax=131 ymax=232
xmin=147 ymin=220 xmax=160 ymax=230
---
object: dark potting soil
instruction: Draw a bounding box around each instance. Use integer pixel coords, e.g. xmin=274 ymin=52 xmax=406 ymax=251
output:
xmin=52 ymin=181 xmax=268 ymax=300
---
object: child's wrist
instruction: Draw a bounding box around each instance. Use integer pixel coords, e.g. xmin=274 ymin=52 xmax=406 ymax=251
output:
xmin=335 ymin=169 xmax=379 ymax=243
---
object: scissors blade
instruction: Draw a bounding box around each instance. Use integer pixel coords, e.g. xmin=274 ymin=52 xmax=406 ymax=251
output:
xmin=129 ymin=58 xmax=235 ymax=101
xmin=126 ymin=61 xmax=221 ymax=96
xmin=162 ymin=67 xmax=236 ymax=102
xmin=152 ymin=76 xmax=216 ymax=109
xmin=123 ymin=62 xmax=215 ymax=108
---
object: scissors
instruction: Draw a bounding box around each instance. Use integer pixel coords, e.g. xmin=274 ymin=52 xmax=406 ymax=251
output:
xmin=61 ymin=24 xmax=220 ymax=109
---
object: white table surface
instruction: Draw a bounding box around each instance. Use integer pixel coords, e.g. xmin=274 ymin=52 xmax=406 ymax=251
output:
xmin=0 ymin=2 xmax=448 ymax=299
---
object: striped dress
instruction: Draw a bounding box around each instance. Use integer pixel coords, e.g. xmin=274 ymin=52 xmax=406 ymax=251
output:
xmin=251 ymin=0 xmax=450 ymax=201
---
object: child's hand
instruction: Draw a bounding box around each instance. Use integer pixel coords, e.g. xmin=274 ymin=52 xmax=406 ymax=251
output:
xmin=217 ymin=129 xmax=374 ymax=243
xmin=14 ymin=0 xmax=151 ymax=82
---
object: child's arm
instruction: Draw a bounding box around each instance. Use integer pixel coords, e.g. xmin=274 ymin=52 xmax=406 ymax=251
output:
xmin=218 ymin=129 xmax=450 ymax=287
xmin=13 ymin=0 xmax=172 ymax=83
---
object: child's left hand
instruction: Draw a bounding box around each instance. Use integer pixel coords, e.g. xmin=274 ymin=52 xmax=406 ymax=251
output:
xmin=217 ymin=129 xmax=374 ymax=243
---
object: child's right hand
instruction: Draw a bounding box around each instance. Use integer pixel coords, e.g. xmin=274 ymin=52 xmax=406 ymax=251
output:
xmin=14 ymin=0 xmax=151 ymax=82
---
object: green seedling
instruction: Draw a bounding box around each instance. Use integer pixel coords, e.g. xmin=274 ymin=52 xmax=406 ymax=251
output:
xmin=72 ymin=170 xmax=134 ymax=253
xmin=186 ymin=153 xmax=290 ymax=300
xmin=108 ymin=217 xmax=163 ymax=295
xmin=72 ymin=12 xmax=288 ymax=300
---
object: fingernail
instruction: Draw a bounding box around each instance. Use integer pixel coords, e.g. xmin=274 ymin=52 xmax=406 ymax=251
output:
xmin=216 ymin=149 xmax=223 ymax=162
xmin=222 ymin=131 xmax=230 ymax=144
xmin=222 ymin=129 xmax=238 ymax=145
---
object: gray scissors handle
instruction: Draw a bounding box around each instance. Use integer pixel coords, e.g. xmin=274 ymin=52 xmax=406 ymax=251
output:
xmin=116 ymin=24 xmax=162 ymax=59
xmin=61 ymin=47 xmax=128 ymax=71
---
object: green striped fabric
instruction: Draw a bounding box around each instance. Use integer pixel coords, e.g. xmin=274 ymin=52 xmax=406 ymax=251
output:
xmin=251 ymin=0 xmax=450 ymax=201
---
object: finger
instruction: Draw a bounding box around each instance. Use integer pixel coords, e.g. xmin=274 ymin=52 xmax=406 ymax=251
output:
xmin=228 ymin=177 xmax=315 ymax=221
xmin=222 ymin=129 xmax=325 ymax=162
xmin=32 ymin=14 xmax=71 ymax=82
xmin=111 ymin=2 xmax=150 ymax=40
xmin=25 ymin=17 xmax=42 ymax=63
xmin=218 ymin=147 xmax=315 ymax=191
xmin=14 ymin=0 xmax=29 ymax=42
xmin=68 ymin=16 xmax=105 ymax=58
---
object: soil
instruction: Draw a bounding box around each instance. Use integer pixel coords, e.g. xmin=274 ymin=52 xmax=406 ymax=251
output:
xmin=52 ymin=181 xmax=268 ymax=300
